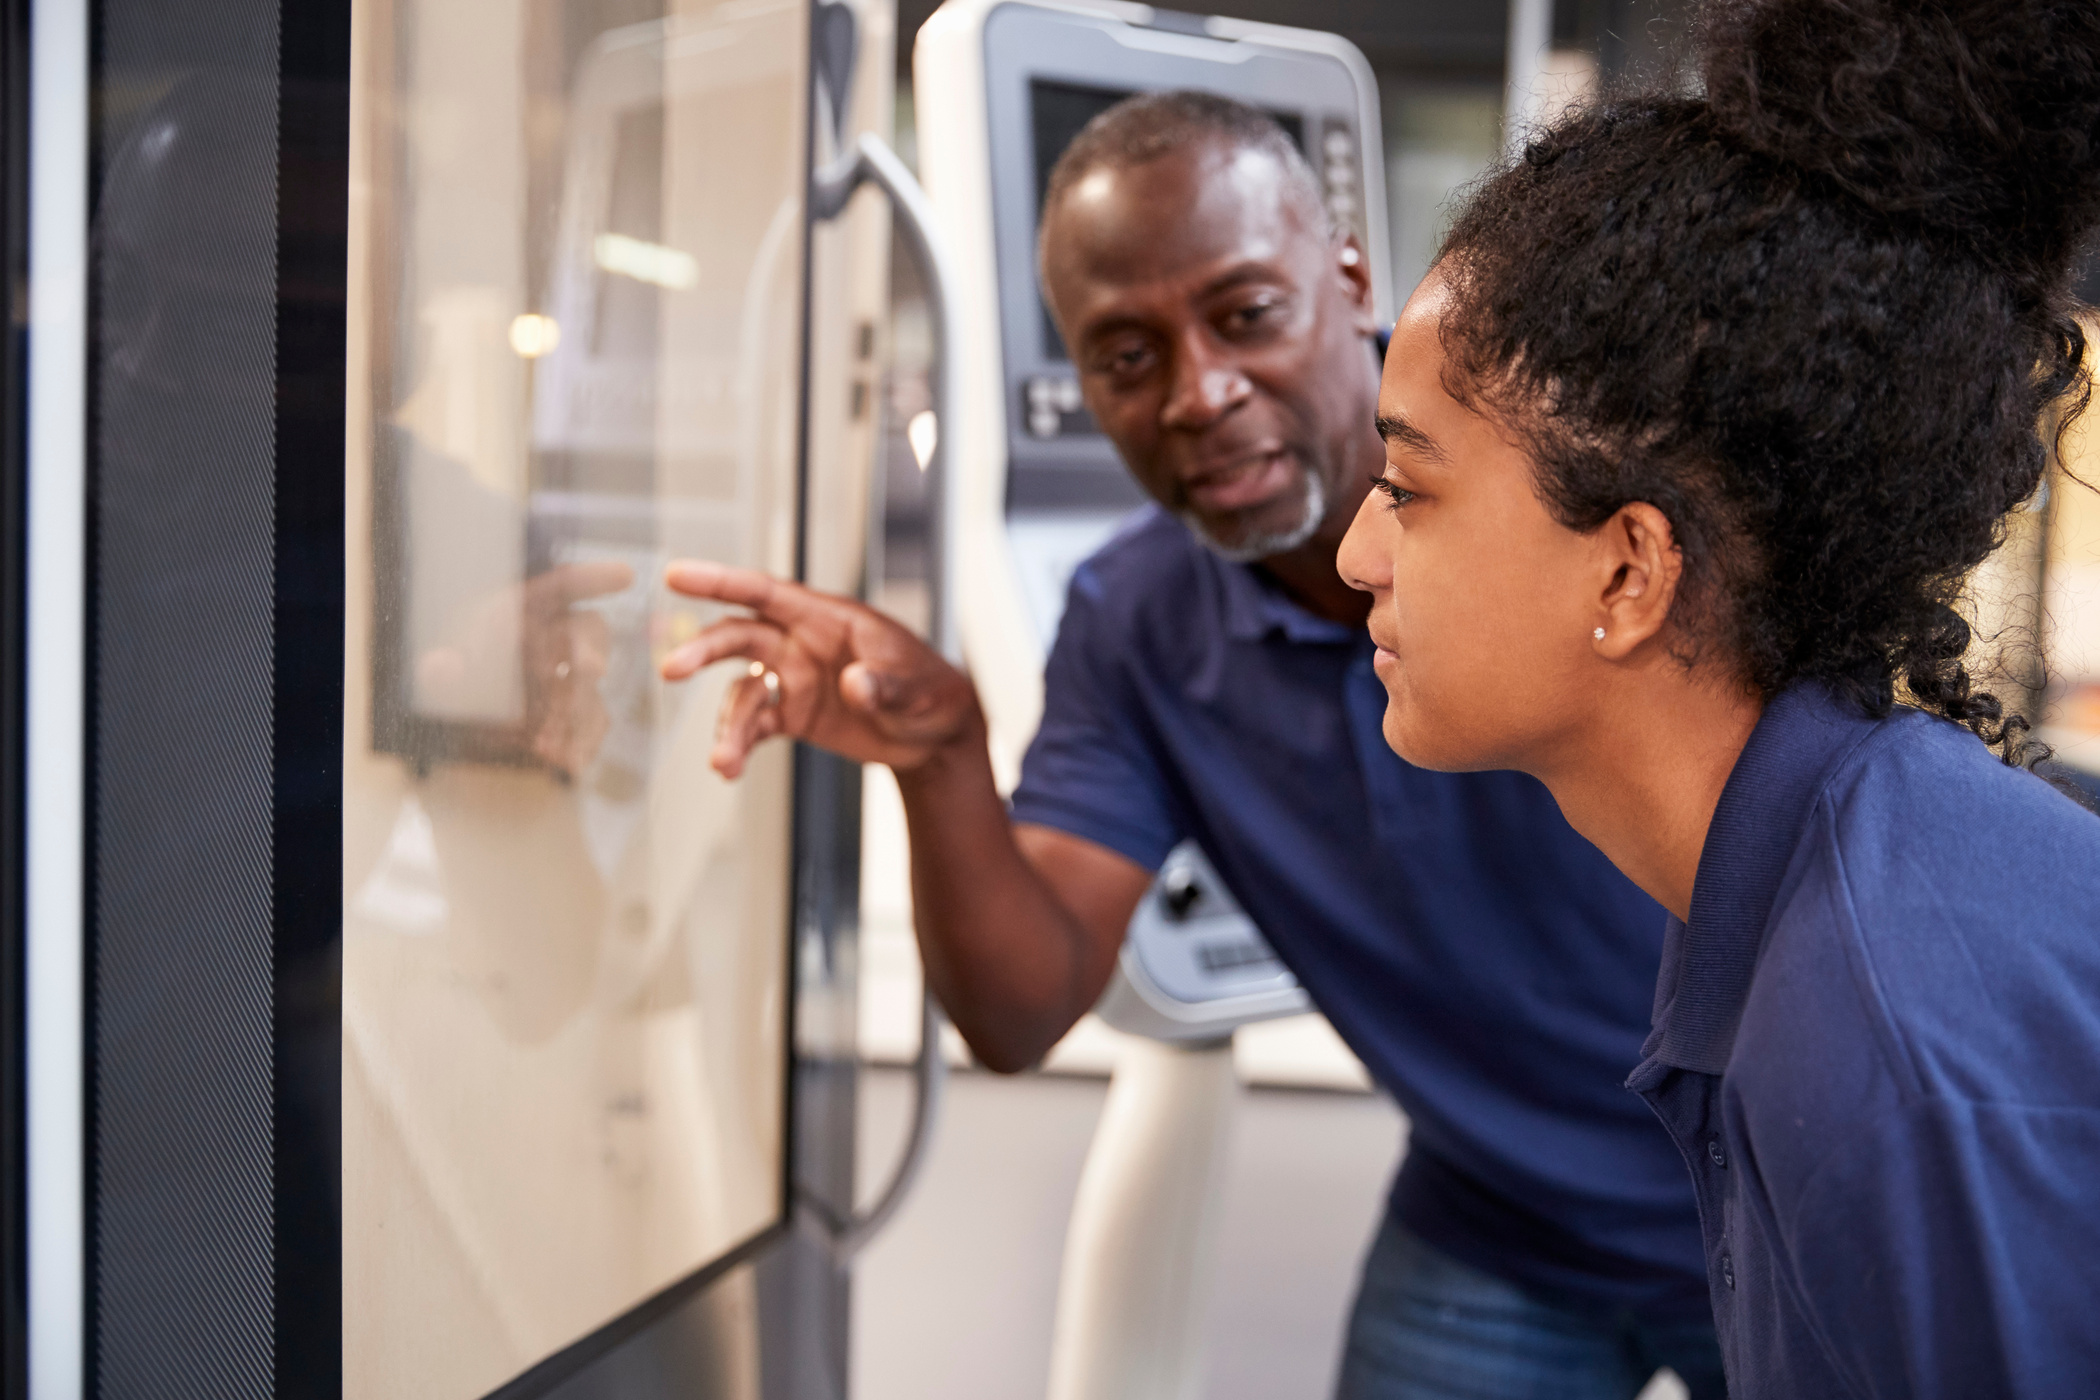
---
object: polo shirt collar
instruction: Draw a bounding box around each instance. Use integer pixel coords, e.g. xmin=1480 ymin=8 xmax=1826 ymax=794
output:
xmin=1649 ymin=682 xmax=1879 ymax=1074
xmin=1210 ymin=546 xmax=1358 ymax=646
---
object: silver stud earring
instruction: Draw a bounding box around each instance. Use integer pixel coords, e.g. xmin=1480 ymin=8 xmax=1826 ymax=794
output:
xmin=1592 ymin=628 xmax=1606 ymax=641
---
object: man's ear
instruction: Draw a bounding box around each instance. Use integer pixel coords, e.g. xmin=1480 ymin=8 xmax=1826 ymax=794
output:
xmin=1590 ymin=502 xmax=1682 ymax=660
xmin=1336 ymin=233 xmax=1376 ymax=332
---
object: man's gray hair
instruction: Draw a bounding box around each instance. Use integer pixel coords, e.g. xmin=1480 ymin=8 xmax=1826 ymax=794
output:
xmin=1040 ymin=89 xmax=1329 ymax=233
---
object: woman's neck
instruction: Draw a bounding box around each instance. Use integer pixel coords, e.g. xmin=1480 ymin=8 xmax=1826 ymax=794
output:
xmin=1534 ymin=667 xmax=1765 ymax=922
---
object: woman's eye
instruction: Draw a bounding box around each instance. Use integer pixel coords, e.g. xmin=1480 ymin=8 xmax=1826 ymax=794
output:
xmin=1370 ymin=475 xmax=1416 ymax=510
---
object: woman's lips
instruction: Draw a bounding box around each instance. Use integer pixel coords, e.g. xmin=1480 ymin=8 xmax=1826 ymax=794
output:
xmin=1371 ymin=643 xmax=1400 ymax=675
xmin=1184 ymin=450 xmax=1294 ymax=513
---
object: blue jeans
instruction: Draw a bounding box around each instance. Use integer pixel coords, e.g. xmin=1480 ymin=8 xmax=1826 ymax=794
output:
xmin=1336 ymin=1208 xmax=1727 ymax=1400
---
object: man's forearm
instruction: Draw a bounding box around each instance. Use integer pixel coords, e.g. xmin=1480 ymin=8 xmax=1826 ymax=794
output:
xmin=893 ymin=728 xmax=1106 ymax=1072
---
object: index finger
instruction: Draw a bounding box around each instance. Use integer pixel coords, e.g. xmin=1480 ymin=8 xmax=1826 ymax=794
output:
xmin=663 ymin=560 xmax=826 ymax=626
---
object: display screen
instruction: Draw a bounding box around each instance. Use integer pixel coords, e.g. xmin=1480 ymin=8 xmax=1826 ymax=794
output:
xmin=343 ymin=1 xmax=808 ymax=1394
xmin=1028 ymin=79 xmax=1306 ymax=359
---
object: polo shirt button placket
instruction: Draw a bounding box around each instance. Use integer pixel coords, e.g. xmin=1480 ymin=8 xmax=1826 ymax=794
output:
xmin=1707 ymin=1137 xmax=1726 ymax=1169
xmin=1720 ymin=1248 xmax=1735 ymax=1291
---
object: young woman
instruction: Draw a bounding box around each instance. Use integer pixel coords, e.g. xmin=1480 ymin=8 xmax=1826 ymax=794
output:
xmin=1337 ymin=0 xmax=2100 ymax=1394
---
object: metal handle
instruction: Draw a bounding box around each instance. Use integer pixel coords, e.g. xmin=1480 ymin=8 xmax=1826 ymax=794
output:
xmin=811 ymin=131 xmax=963 ymax=662
xmin=835 ymin=991 xmax=947 ymax=1258
xmin=810 ymin=132 xmax=961 ymax=1258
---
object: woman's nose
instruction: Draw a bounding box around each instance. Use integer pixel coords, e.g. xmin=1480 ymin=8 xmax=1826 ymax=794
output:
xmin=1335 ymin=489 xmax=1391 ymax=594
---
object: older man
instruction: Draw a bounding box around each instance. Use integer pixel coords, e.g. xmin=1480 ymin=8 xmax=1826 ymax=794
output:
xmin=664 ymin=93 xmax=1725 ymax=1399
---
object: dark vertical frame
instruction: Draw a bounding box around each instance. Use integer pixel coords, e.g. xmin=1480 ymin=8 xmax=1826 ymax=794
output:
xmin=0 ymin=0 xmax=30 ymax=1390
xmin=756 ymin=748 xmax=859 ymax=1400
xmin=271 ymin=1 xmax=350 ymax=1394
xmin=784 ymin=0 xmax=825 ymax=1272
xmin=761 ymin=1 xmax=859 ymax=1381
xmin=79 ymin=0 xmax=346 ymax=1389
xmin=88 ymin=3 xmax=278 ymax=1390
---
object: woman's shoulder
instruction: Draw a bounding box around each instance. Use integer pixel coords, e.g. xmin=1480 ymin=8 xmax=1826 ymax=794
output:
xmin=1829 ymin=709 xmax=2100 ymax=866
xmin=1790 ymin=708 xmax=2100 ymax=1105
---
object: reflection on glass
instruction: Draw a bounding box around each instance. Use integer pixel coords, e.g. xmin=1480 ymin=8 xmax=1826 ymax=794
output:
xmin=342 ymin=1 xmax=808 ymax=1395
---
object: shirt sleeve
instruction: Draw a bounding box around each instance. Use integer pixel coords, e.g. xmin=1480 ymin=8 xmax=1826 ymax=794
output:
xmin=1786 ymin=1096 xmax=2100 ymax=1398
xmin=1007 ymin=564 xmax=1184 ymax=873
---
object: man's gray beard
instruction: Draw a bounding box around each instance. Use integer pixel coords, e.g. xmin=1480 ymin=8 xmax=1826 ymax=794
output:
xmin=1180 ymin=471 xmax=1327 ymax=564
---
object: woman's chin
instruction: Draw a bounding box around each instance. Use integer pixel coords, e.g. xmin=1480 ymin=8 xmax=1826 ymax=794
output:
xmin=1378 ymin=705 xmax=1431 ymax=767
xmin=1380 ymin=702 xmax=1483 ymax=773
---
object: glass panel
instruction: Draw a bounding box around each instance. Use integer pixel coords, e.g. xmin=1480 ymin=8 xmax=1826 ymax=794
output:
xmin=340 ymin=0 xmax=808 ymax=1394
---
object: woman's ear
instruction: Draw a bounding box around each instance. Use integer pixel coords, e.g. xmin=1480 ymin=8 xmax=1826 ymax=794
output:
xmin=1590 ymin=502 xmax=1681 ymax=659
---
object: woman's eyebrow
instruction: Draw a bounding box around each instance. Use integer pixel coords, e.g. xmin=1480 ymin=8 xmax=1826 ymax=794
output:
xmin=1375 ymin=412 xmax=1448 ymax=463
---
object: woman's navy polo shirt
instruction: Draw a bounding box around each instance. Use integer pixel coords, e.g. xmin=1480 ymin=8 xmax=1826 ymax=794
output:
xmin=1010 ymin=507 xmax=1710 ymax=1318
xmin=1630 ymin=684 xmax=2100 ymax=1395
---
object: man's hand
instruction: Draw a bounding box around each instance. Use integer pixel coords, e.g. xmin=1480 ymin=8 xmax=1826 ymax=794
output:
xmin=659 ymin=561 xmax=980 ymax=779
xmin=660 ymin=559 xmax=1147 ymax=1071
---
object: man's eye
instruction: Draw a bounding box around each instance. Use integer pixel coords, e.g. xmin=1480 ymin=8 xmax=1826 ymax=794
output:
xmin=1370 ymin=475 xmax=1416 ymax=509
xmin=1095 ymin=344 xmax=1153 ymax=377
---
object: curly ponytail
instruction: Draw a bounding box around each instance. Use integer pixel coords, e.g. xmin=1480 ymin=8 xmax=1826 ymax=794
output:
xmin=1435 ymin=0 xmax=2100 ymax=761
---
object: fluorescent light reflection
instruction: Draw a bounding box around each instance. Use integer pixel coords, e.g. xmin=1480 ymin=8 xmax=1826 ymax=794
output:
xmin=907 ymin=410 xmax=937 ymax=471
xmin=508 ymin=313 xmax=561 ymax=358
xmin=593 ymin=232 xmax=699 ymax=290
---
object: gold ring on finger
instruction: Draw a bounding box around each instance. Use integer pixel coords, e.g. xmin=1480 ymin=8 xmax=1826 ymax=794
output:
xmin=748 ymin=659 xmax=782 ymax=707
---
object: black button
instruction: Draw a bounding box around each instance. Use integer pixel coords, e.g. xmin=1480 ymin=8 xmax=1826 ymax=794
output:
xmin=1707 ymin=1138 xmax=1727 ymax=1168
xmin=1720 ymin=1250 xmax=1735 ymax=1290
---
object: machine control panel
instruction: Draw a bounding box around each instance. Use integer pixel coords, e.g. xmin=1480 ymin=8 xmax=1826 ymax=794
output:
xmin=1127 ymin=842 xmax=1296 ymax=1006
xmin=1022 ymin=373 xmax=1091 ymax=440
xmin=1094 ymin=839 xmax=1308 ymax=1040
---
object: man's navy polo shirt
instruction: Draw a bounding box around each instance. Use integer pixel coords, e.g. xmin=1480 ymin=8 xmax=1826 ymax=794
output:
xmin=1630 ymin=685 xmax=2100 ymax=1396
xmin=1010 ymin=506 xmax=1709 ymax=1317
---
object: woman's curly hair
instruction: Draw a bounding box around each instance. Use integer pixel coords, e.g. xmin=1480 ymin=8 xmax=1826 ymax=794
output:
xmin=1437 ymin=0 xmax=2100 ymax=761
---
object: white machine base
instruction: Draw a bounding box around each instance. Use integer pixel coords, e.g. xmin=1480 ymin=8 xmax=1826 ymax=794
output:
xmin=1046 ymin=1037 xmax=1238 ymax=1400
